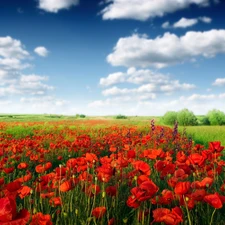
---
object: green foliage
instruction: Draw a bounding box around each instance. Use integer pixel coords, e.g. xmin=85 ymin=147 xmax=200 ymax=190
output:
xmin=5 ymin=126 xmax=34 ymax=139
xmin=115 ymin=114 xmax=127 ymax=119
xmin=207 ymin=109 xmax=225 ymax=125
xmin=161 ymin=111 xmax=178 ymax=125
xmin=199 ymin=116 xmax=210 ymax=125
xmin=177 ymin=108 xmax=198 ymax=126
xmin=76 ymin=114 xmax=86 ymax=118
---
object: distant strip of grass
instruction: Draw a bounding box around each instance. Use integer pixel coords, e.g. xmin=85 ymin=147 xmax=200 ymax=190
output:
xmin=179 ymin=126 xmax=225 ymax=148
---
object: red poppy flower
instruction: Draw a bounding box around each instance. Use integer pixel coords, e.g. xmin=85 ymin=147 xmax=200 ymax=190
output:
xmin=188 ymin=153 xmax=206 ymax=167
xmin=59 ymin=180 xmax=72 ymax=192
xmin=132 ymin=160 xmax=151 ymax=176
xmin=209 ymin=141 xmax=224 ymax=153
xmin=153 ymin=207 xmax=183 ymax=225
xmin=126 ymin=194 xmax=140 ymax=208
xmin=0 ymin=197 xmax=16 ymax=222
xmin=92 ymin=207 xmax=106 ymax=219
xmin=17 ymin=163 xmax=28 ymax=170
xmin=160 ymin=189 xmax=175 ymax=205
xmin=30 ymin=212 xmax=53 ymax=225
xmin=127 ymin=150 xmax=136 ymax=159
xmin=35 ymin=165 xmax=45 ymax=174
xmin=49 ymin=197 xmax=61 ymax=207
xmin=152 ymin=208 xmax=171 ymax=223
xmin=191 ymin=189 xmax=206 ymax=201
xmin=204 ymin=193 xmax=223 ymax=209
xmin=40 ymin=192 xmax=55 ymax=199
xmin=174 ymin=181 xmax=191 ymax=195
xmin=85 ymin=153 xmax=98 ymax=163
xmin=0 ymin=209 xmax=30 ymax=225
xmin=18 ymin=186 xmax=32 ymax=199
xmin=6 ymin=181 xmax=22 ymax=192
xmin=3 ymin=167 xmax=14 ymax=174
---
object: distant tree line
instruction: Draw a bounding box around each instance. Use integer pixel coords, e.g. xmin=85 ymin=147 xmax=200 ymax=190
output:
xmin=162 ymin=109 xmax=225 ymax=126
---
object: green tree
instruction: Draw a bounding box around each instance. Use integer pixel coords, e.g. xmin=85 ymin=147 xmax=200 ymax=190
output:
xmin=162 ymin=111 xmax=178 ymax=125
xmin=207 ymin=109 xmax=225 ymax=125
xmin=177 ymin=109 xmax=198 ymax=126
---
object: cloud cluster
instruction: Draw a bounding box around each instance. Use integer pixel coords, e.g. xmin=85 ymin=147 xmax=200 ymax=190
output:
xmin=213 ymin=78 xmax=225 ymax=86
xmin=107 ymin=30 xmax=225 ymax=68
xmin=38 ymin=0 xmax=79 ymax=13
xmin=0 ymin=36 xmax=30 ymax=71
xmin=101 ymin=0 xmax=210 ymax=21
xmin=91 ymin=67 xmax=195 ymax=111
xmin=0 ymin=36 xmax=61 ymax=107
xmin=100 ymin=68 xmax=195 ymax=97
xmin=34 ymin=46 xmax=49 ymax=57
xmin=162 ymin=16 xmax=212 ymax=29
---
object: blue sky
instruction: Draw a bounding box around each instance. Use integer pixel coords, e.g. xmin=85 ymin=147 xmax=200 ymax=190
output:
xmin=0 ymin=0 xmax=225 ymax=115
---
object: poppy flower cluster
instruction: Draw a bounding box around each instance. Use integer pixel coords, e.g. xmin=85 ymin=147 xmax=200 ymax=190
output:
xmin=0 ymin=120 xmax=225 ymax=224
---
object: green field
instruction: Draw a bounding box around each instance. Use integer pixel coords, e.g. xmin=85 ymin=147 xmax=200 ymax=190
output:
xmin=0 ymin=114 xmax=225 ymax=148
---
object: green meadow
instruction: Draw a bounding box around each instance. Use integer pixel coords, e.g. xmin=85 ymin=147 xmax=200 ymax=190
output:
xmin=0 ymin=114 xmax=224 ymax=148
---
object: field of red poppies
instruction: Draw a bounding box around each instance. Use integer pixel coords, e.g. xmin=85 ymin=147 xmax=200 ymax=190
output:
xmin=0 ymin=120 xmax=225 ymax=225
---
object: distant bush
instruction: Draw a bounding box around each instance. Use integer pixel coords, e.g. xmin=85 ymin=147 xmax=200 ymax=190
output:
xmin=161 ymin=111 xmax=178 ymax=125
xmin=200 ymin=116 xmax=210 ymax=125
xmin=177 ymin=109 xmax=198 ymax=126
xmin=116 ymin=114 xmax=127 ymax=119
xmin=207 ymin=109 xmax=225 ymax=125
xmin=76 ymin=114 xmax=86 ymax=118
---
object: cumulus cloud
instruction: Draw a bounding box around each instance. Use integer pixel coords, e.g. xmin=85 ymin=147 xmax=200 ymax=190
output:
xmin=0 ymin=74 xmax=54 ymax=96
xmin=199 ymin=16 xmax=212 ymax=23
xmin=212 ymin=78 xmax=225 ymax=86
xmin=100 ymin=67 xmax=167 ymax=87
xmin=162 ymin=16 xmax=212 ymax=29
xmin=100 ymin=68 xmax=195 ymax=98
xmin=38 ymin=0 xmax=79 ymax=13
xmin=34 ymin=46 xmax=49 ymax=57
xmin=0 ymin=36 xmax=29 ymax=59
xmin=173 ymin=18 xmax=198 ymax=28
xmin=0 ymin=35 xmax=68 ymax=112
xmin=0 ymin=36 xmax=30 ymax=71
xmin=101 ymin=0 xmax=210 ymax=21
xmin=107 ymin=30 xmax=225 ymax=68
xmin=162 ymin=21 xmax=170 ymax=29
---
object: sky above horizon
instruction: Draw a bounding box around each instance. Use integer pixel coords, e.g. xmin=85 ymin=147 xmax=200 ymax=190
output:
xmin=0 ymin=0 xmax=225 ymax=116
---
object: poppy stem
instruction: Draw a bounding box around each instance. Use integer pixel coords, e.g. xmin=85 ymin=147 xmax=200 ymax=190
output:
xmin=209 ymin=209 xmax=216 ymax=225
xmin=183 ymin=195 xmax=192 ymax=225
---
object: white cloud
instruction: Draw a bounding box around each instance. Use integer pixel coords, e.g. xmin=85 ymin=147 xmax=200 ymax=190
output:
xmin=173 ymin=17 xmax=198 ymax=28
xmin=180 ymin=94 xmax=217 ymax=101
xmin=100 ymin=68 xmax=195 ymax=100
xmin=101 ymin=0 xmax=210 ymax=21
xmin=107 ymin=30 xmax=225 ymax=68
xmin=0 ymin=74 xmax=54 ymax=96
xmin=162 ymin=21 xmax=170 ymax=29
xmin=34 ymin=46 xmax=49 ymax=57
xmin=212 ymin=78 xmax=225 ymax=86
xmin=38 ymin=0 xmax=79 ymax=13
xmin=102 ymin=81 xmax=195 ymax=97
xmin=0 ymin=36 xmax=68 ymax=112
xmin=162 ymin=16 xmax=212 ymax=29
xmin=0 ymin=36 xmax=29 ymax=59
xmin=199 ymin=16 xmax=212 ymax=23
